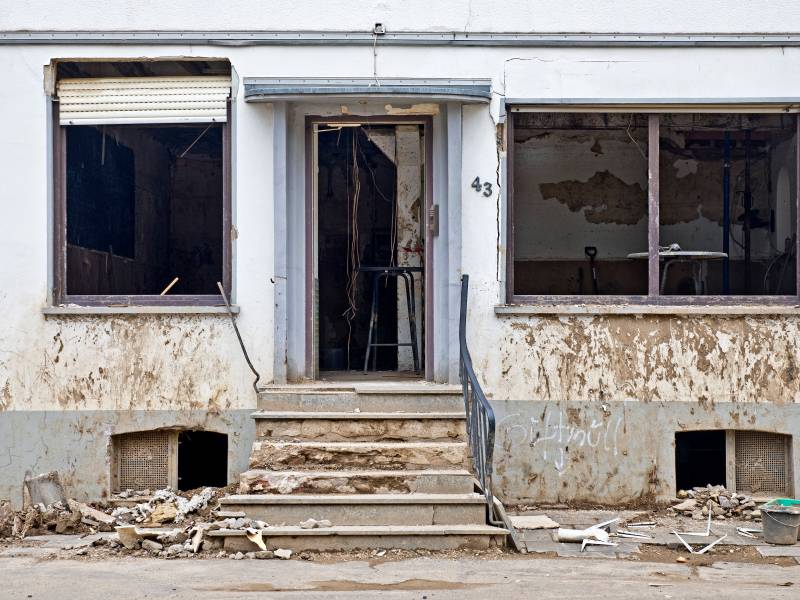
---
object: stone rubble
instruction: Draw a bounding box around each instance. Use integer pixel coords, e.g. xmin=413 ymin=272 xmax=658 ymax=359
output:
xmin=0 ymin=486 xmax=322 ymax=561
xmin=671 ymin=485 xmax=761 ymax=522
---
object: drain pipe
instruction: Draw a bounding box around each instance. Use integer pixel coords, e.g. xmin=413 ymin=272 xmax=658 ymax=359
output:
xmin=217 ymin=282 xmax=261 ymax=394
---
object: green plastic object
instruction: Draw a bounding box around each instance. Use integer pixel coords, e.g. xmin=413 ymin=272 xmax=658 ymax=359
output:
xmin=761 ymin=498 xmax=800 ymax=514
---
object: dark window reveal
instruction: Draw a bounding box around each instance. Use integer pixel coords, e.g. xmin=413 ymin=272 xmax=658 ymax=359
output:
xmin=64 ymin=124 xmax=224 ymax=296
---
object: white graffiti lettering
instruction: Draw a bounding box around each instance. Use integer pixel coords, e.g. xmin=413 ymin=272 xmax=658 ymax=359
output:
xmin=497 ymin=407 xmax=623 ymax=475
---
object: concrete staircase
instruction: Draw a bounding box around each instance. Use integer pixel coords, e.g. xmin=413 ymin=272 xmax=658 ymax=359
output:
xmin=210 ymin=383 xmax=508 ymax=552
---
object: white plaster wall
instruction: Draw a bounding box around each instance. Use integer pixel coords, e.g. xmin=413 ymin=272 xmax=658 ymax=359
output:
xmin=0 ymin=44 xmax=276 ymax=412
xmin=1 ymin=40 xmax=800 ymax=411
xmin=3 ymin=1 xmax=800 ymax=33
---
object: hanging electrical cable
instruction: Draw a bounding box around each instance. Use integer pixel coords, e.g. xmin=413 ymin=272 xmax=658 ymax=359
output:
xmin=343 ymin=129 xmax=362 ymax=370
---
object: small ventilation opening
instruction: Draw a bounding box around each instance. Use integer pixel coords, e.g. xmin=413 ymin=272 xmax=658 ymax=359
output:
xmin=675 ymin=430 xmax=727 ymax=491
xmin=177 ymin=430 xmax=228 ymax=491
xmin=114 ymin=430 xmax=172 ymax=492
xmin=735 ymin=431 xmax=789 ymax=496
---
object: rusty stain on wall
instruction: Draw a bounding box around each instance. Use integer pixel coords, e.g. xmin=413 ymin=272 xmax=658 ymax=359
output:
xmin=478 ymin=315 xmax=800 ymax=404
xmin=0 ymin=315 xmax=253 ymax=413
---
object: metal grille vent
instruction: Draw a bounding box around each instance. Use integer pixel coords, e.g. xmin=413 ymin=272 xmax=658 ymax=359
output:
xmin=117 ymin=431 xmax=170 ymax=491
xmin=735 ymin=431 xmax=788 ymax=495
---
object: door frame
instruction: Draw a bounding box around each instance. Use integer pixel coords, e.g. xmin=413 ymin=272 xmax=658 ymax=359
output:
xmin=304 ymin=114 xmax=435 ymax=380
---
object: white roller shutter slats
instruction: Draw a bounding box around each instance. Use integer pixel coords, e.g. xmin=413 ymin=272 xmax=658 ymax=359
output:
xmin=57 ymin=76 xmax=231 ymax=125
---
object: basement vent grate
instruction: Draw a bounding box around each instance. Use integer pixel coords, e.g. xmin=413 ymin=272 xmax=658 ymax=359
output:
xmin=735 ymin=431 xmax=788 ymax=495
xmin=117 ymin=431 xmax=171 ymax=491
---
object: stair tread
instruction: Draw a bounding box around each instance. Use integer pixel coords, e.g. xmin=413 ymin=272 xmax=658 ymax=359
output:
xmin=251 ymin=411 xmax=465 ymax=420
xmin=207 ymin=524 xmax=508 ymax=536
xmin=221 ymin=493 xmax=486 ymax=505
xmin=242 ymin=468 xmax=473 ymax=476
xmin=259 ymin=383 xmax=461 ymax=395
xmin=256 ymin=441 xmax=467 ymax=447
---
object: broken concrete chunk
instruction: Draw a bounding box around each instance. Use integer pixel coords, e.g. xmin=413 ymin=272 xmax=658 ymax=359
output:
xmin=190 ymin=528 xmax=205 ymax=553
xmin=299 ymin=518 xmax=319 ymax=529
xmin=509 ymin=515 xmax=560 ymax=530
xmin=245 ymin=528 xmax=267 ymax=551
xmin=142 ymin=539 xmax=163 ymax=553
xmin=672 ymin=499 xmax=697 ymax=512
xmin=275 ymin=548 xmax=293 ymax=560
xmin=252 ymin=550 xmax=274 ymax=560
xmin=232 ymin=551 xmax=245 ymax=560
xmin=115 ymin=526 xmax=142 ymax=550
xmin=317 ymin=519 xmax=332 ymax=528
xmin=166 ymin=543 xmax=185 ymax=556
xmin=146 ymin=501 xmax=178 ymax=525
xmin=23 ymin=471 xmax=66 ymax=508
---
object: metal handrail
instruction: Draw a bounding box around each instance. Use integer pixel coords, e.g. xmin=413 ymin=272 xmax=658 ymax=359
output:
xmin=459 ymin=274 xmax=500 ymax=523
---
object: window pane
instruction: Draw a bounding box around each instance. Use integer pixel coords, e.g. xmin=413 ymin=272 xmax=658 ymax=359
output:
xmin=65 ymin=124 xmax=224 ymax=295
xmin=512 ymin=113 xmax=649 ymax=295
xmin=658 ymin=114 xmax=796 ymax=295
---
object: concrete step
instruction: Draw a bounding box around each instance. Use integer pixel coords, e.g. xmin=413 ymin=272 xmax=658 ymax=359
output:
xmin=239 ymin=469 xmax=476 ymax=495
xmin=252 ymin=411 xmax=467 ymax=442
xmin=218 ymin=493 xmax=487 ymax=526
xmin=258 ymin=385 xmax=463 ymax=413
xmin=249 ymin=441 xmax=470 ymax=471
xmin=206 ymin=524 xmax=508 ymax=552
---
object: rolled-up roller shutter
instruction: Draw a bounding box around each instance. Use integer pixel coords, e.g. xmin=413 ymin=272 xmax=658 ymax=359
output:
xmin=57 ymin=76 xmax=231 ymax=125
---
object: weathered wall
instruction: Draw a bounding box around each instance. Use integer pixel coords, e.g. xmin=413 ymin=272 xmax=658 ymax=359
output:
xmin=493 ymin=400 xmax=800 ymax=504
xmin=3 ymin=5 xmax=800 ymax=503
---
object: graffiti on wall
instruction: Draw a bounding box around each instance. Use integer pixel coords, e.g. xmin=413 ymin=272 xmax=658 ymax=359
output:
xmin=498 ymin=406 xmax=623 ymax=474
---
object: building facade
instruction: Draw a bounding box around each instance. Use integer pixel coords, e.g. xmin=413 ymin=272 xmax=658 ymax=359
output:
xmin=1 ymin=1 xmax=800 ymax=508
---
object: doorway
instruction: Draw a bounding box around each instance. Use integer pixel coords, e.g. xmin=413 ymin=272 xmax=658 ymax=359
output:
xmin=307 ymin=118 xmax=431 ymax=380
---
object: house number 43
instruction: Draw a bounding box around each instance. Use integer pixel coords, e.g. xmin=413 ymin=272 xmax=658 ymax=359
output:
xmin=470 ymin=177 xmax=493 ymax=197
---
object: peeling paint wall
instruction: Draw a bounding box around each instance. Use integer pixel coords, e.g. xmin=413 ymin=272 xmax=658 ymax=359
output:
xmin=4 ymin=8 xmax=800 ymax=506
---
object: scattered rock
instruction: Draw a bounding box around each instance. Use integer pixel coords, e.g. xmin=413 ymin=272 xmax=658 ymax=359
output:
xmin=166 ymin=544 xmax=185 ymax=556
xmin=672 ymin=499 xmax=697 ymax=513
xmin=253 ymin=550 xmax=274 ymax=560
xmin=676 ymin=556 xmax=687 ymax=563
xmin=275 ymin=548 xmax=293 ymax=560
xmin=232 ymin=551 xmax=245 ymax=560
xmin=142 ymin=539 xmax=163 ymax=553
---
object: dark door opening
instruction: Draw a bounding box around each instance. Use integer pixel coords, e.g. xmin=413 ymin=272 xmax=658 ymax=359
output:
xmin=315 ymin=123 xmax=425 ymax=377
xmin=177 ymin=430 xmax=227 ymax=491
xmin=675 ymin=430 xmax=727 ymax=491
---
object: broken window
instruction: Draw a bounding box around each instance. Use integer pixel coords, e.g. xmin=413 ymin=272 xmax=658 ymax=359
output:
xmin=510 ymin=113 xmax=649 ymax=295
xmin=509 ymin=110 xmax=799 ymax=302
xmin=53 ymin=60 xmax=231 ymax=304
xmin=659 ymin=114 xmax=796 ymax=295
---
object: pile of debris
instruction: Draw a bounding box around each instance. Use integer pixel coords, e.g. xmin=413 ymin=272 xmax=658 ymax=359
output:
xmin=0 ymin=472 xmax=304 ymax=560
xmin=670 ymin=485 xmax=761 ymax=521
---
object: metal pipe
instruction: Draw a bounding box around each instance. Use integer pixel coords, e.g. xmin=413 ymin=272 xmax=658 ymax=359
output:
xmin=723 ymin=132 xmax=731 ymax=293
xmin=744 ymin=130 xmax=752 ymax=292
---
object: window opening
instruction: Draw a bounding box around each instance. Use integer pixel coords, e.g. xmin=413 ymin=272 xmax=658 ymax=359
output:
xmin=511 ymin=113 xmax=649 ymax=295
xmin=675 ymin=430 xmax=727 ymax=491
xmin=177 ymin=430 xmax=228 ymax=491
xmin=509 ymin=111 xmax=799 ymax=302
xmin=65 ymin=124 xmax=224 ymax=296
xmin=659 ymin=114 xmax=797 ymax=295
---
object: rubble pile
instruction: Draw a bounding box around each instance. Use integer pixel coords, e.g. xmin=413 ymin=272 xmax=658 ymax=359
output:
xmin=671 ymin=485 xmax=761 ymax=521
xmin=0 ymin=486 xmax=300 ymax=560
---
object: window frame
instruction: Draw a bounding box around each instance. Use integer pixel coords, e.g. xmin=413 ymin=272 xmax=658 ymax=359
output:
xmin=506 ymin=108 xmax=800 ymax=306
xmin=52 ymin=101 xmax=233 ymax=307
